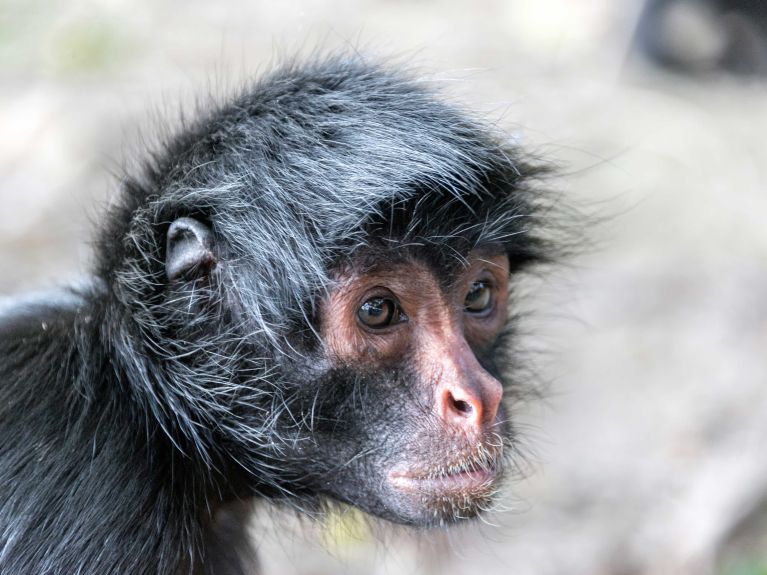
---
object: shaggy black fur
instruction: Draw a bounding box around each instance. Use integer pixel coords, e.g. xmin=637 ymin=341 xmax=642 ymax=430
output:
xmin=0 ymin=56 xmax=555 ymax=574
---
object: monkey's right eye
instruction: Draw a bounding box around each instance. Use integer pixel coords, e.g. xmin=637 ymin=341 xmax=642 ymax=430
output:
xmin=357 ymin=297 xmax=405 ymax=329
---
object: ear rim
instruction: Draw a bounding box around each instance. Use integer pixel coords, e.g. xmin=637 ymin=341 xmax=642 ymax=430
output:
xmin=165 ymin=217 xmax=216 ymax=281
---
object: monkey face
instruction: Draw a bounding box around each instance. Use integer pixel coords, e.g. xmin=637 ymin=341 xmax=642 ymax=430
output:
xmin=160 ymin=205 xmax=528 ymax=528
xmin=278 ymin=250 xmax=513 ymax=527
xmin=160 ymin=212 xmax=525 ymax=528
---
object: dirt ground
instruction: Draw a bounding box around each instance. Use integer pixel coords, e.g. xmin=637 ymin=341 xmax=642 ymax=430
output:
xmin=1 ymin=1 xmax=766 ymax=574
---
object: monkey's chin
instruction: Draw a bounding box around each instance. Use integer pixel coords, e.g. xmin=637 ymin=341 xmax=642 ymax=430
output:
xmin=384 ymin=465 xmax=501 ymax=526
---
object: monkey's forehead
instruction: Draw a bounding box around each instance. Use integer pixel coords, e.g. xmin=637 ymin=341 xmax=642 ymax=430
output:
xmin=334 ymin=242 xmax=509 ymax=279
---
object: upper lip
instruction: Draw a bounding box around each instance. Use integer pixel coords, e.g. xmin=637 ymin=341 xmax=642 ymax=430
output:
xmin=388 ymin=447 xmax=503 ymax=492
xmin=387 ymin=437 xmax=505 ymax=490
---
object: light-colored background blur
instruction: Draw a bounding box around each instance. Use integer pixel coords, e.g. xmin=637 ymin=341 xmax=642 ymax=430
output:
xmin=1 ymin=1 xmax=766 ymax=574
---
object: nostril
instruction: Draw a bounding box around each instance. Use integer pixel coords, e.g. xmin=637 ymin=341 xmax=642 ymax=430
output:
xmin=449 ymin=394 xmax=473 ymax=416
xmin=440 ymin=387 xmax=487 ymax=426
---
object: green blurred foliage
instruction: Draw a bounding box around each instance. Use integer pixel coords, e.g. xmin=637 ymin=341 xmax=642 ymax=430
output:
xmin=721 ymin=560 xmax=767 ymax=575
xmin=0 ymin=1 xmax=128 ymax=76
xmin=49 ymin=21 xmax=121 ymax=74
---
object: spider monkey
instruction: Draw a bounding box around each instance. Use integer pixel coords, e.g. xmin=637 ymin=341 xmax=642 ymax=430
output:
xmin=0 ymin=56 xmax=557 ymax=574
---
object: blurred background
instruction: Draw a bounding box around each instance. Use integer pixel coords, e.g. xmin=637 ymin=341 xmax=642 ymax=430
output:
xmin=1 ymin=1 xmax=766 ymax=573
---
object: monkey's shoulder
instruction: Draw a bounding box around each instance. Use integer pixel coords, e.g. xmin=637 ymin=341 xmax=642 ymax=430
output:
xmin=0 ymin=288 xmax=85 ymax=338
xmin=0 ymin=288 xmax=91 ymax=383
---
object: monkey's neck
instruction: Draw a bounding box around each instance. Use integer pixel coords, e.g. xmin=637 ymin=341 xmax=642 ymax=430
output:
xmin=62 ymin=294 xmax=250 ymax=571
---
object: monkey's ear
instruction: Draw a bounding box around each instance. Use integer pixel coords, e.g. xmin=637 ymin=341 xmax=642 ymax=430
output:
xmin=165 ymin=217 xmax=216 ymax=281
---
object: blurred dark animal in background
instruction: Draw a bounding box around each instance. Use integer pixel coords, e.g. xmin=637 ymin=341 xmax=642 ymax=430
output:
xmin=635 ymin=0 xmax=767 ymax=75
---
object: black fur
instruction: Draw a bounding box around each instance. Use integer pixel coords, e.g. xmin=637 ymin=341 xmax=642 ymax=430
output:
xmin=0 ymin=55 xmax=554 ymax=574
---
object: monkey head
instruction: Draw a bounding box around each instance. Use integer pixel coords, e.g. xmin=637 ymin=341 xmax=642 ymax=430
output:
xmin=97 ymin=57 xmax=551 ymax=529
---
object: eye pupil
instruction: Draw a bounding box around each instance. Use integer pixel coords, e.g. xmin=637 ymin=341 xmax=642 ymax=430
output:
xmin=358 ymin=297 xmax=399 ymax=328
xmin=464 ymin=281 xmax=492 ymax=313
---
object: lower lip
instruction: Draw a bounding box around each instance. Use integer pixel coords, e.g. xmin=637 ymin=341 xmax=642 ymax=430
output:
xmin=389 ymin=468 xmax=496 ymax=494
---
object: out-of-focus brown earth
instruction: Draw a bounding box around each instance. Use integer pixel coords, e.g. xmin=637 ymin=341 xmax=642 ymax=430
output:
xmin=1 ymin=1 xmax=766 ymax=574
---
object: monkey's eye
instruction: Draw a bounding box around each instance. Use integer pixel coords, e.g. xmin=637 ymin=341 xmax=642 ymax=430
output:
xmin=464 ymin=281 xmax=492 ymax=314
xmin=357 ymin=297 xmax=406 ymax=329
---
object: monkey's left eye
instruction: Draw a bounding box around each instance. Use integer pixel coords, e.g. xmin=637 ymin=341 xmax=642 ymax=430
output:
xmin=357 ymin=297 xmax=406 ymax=329
xmin=464 ymin=281 xmax=493 ymax=314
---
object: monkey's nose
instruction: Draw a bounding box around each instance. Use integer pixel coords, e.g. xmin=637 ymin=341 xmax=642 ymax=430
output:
xmin=437 ymin=375 xmax=502 ymax=430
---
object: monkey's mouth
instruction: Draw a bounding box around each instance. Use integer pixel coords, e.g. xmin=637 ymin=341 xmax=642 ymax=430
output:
xmin=389 ymin=466 xmax=497 ymax=495
xmin=375 ymin=439 xmax=507 ymax=525
xmin=387 ymin=446 xmax=503 ymax=499
xmin=385 ymin=457 xmax=502 ymax=525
